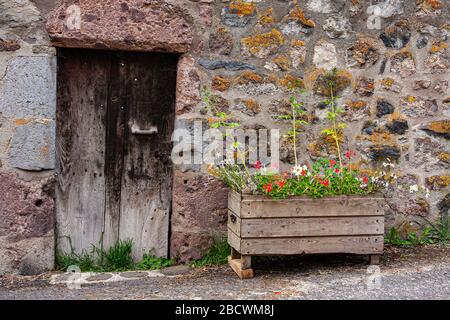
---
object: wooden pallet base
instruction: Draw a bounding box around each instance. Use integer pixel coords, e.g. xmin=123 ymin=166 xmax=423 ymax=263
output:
xmin=369 ymin=254 xmax=381 ymax=265
xmin=228 ymin=255 xmax=254 ymax=279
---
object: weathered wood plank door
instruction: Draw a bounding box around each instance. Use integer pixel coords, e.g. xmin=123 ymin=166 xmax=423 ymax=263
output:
xmin=56 ymin=48 xmax=177 ymax=259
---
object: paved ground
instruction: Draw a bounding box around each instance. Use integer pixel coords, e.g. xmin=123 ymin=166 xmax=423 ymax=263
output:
xmin=0 ymin=246 xmax=449 ymax=300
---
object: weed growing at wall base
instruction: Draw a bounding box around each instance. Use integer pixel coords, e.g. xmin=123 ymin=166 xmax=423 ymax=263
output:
xmin=191 ymin=239 xmax=230 ymax=268
xmin=56 ymin=239 xmax=174 ymax=272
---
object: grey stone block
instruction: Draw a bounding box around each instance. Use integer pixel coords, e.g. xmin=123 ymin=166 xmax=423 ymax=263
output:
xmin=0 ymin=56 xmax=56 ymax=119
xmin=8 ymin=120 xmax=55 ymax=170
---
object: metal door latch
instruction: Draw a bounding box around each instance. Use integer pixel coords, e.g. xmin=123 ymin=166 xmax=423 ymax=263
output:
xmin=130 ymin=123 xmax=158 ymax=135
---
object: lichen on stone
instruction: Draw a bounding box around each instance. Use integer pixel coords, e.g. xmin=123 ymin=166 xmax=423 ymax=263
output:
xmin=236 ymin=70 xmax=265 ymax=84
xmin=311 ymin=69 xmax=352 ymax=97
xmin=241 ymin=29 xmax=285 ymax=59
xmin=278 ymin=74 xmax=304 ymax=90
xmin=353 ymin=76 xmax=375 ymax=97
xmin=211 ymin=76 xmax=232 ymax=92
xmin=346 ymin=38 xmax=380 ymax=68
xmin=422 ymin=120 xmax=450 ymax=139
xmin=380 ymin=19 xmax=411 ymax=49
xmin=426 ymin=175 xmax=450 ymax=190
xmin=390 ymin=50 xmax=416 ymax=78
xmin=272 ymin=55 xmax=290 ymax=71
xmin=284 ymin=5 xmax=315 ymax=28
xmin=257 ymin=7 xmax=276 ymax=26
xmin=228 ymin=0 xmax=256 ymax=16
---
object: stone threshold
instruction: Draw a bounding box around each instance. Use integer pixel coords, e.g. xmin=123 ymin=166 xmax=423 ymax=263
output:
xmin=50 ymin=265 xmax=192 ymax=286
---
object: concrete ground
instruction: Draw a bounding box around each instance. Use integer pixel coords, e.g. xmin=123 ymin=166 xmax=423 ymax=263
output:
xmin=0 ymin=245 xmax=449 ymax=300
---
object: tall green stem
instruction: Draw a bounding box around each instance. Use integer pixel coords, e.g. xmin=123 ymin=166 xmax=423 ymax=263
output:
xmin=330 ymin=86 xmax=343 ymax=172
xmin=292 ymin=98 xmax=298 ymax=167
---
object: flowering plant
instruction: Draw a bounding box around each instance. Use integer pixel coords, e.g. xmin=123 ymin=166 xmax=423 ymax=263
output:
xmin=203 ymin=70 xmax=395 ymax=199
xmin=253 ymin=154 xmax=382 ymax=199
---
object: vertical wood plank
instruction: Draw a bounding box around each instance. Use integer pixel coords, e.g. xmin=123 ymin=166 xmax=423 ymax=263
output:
xmin=119 ymin=52 xmax=178 ymax=260
xmin=56 ymin=48 xmax=109 ymax=254
xmin=103 ymin=53 xmax=127 ymax=249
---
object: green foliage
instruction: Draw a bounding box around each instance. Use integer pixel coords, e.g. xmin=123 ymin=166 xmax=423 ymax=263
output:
xmin=101 ymin=239 xmax=134 ymax=271
xmin=136 ymin=254 xmax=175 ymax=270
xmin=210 ymin=162 xmax=252 ymax=193
xmin=202 ymin=87 xmax=240 ymax=129
xmin=385 ymin=216 xmax=449 ymax=246
xmin=422 ymin=215 xmax=450 ymax=244
xmin=56 ymin=239 xmax=174 ymax=272
xmin=275 ymin=89 xmax=308 ymax=167
xmin=191 ymin=239 xmax=230 ymax=268
xmin=56 ymin=239 xmax=134 ymax=272
xmin=56 ymin=249 xmax=99 ymax=272
xmin=322 ymin=68 xmax=346 ymax=170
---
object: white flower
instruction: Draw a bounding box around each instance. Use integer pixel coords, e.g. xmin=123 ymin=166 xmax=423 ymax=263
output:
xmin=382 ymin=162 xmax=395 ymax=169
xmin=292 ymin=165 xmax=307 ymax=176
xmin=409 ymin=184 xmax=419 ymax=193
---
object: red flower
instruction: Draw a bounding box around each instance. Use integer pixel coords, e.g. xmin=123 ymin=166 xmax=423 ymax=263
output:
xmin=276 ymin=180 xmax=285 ymax=188
xmin=263 ymin=183 xmax=273 ymax=193
xmin=330 ymin=159 xmax=337 ymax=167
xmin=322 ymin=179 xmax=330 ymax=187
xmin=345 ymin=150 xmax=352 ymax=160
xmin=363 ymin=176 xmax=369 ymax=184
xmin=254 ymin=161 xmax=262 ymax=169
xmin=334 ymin=168 xmax=340 ymax=174
xmin=301 ymin=169 xmax=307 ymax=176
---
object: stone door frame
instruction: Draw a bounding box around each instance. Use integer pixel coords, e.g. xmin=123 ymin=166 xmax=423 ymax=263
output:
xmin=45 ymin=0 xmax=195 ymax=256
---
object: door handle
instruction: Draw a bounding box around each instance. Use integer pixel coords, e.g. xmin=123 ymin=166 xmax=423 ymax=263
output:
xmin=130 ymin=124 xmax=158 ymax=135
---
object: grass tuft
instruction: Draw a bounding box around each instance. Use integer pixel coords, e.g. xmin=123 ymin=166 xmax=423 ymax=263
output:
xmin=136 ymin=254 xmax=175 ymax=270
xmin=191 ymin=239 xmax=230 ymax=268
xmin=56 ymin=239 xmax=173 ymax=272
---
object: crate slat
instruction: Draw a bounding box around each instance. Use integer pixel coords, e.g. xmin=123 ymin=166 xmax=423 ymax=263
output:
xmin=238 ymin=216 xmax=384 ymax=238
xmin=239 ymin=235 xmax=384 ymax=255
xmin=240 ymin=196 xmax=383 ymax=218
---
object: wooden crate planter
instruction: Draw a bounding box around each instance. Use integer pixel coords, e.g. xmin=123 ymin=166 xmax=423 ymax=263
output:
xmin=227 ymin=191 xmax=384 ymax=279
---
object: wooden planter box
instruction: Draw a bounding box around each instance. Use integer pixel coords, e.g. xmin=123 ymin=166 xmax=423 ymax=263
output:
xmin=227 ymin=191 xmax=384 ymax=279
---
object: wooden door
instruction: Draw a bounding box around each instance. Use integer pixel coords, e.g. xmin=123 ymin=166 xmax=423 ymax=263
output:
xmin=56 ymin=49 xmax=177 ymax=259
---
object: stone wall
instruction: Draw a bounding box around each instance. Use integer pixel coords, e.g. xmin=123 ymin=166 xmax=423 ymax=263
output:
xmin=169 ymin=0 xmax=449 ymax=261
xmin=0 ymin=0 xmax=57 ymax=274
xmin=0 ymin=0 xmax=448 ymax=272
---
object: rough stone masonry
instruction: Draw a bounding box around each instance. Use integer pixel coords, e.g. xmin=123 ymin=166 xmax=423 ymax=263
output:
xmin=0 ymin=0 xmax=449 ymax=274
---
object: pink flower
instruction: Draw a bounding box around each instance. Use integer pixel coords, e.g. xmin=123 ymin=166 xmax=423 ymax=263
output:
xmin=254 ymin=161 xmax=262 ymax=169
xmin=330 ymin=159 xmax=337 ymax=167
